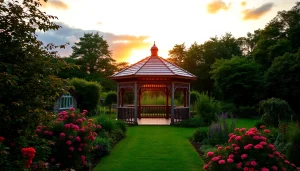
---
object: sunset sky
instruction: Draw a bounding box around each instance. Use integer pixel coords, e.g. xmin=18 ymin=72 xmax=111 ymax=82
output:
xmin=38 ymin=0 xmax=299 ymax=64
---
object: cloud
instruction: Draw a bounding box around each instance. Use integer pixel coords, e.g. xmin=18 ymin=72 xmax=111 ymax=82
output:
xmin=40 ymin=0 xmax=68 ymax=10
xmin=241 ymin=1 xmax=247 ymax=7
xmin=206 ymin=0 xmax=230 ymax=14
xmin=37 ymin=22 xmax=150 ymax=62
xmin=242 ymin=2 xmax=274 ymax=20
xmin=96 ymin=21 xmax=102 ymax=25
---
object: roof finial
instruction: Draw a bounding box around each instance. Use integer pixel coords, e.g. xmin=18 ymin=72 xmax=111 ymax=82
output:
xmin=150 ymin=42 xmax=158 ymax=56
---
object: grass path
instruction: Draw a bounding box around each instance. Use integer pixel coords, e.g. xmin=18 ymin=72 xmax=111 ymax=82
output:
xmin=93 ymin=126 xmax=204 ymax=171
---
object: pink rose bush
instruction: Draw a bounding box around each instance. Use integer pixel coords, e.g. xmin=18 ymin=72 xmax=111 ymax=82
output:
xmin=203 ymin=126 xmax=298 ymax=171
xmin=36 ymin=109 xmax=102 ymax=170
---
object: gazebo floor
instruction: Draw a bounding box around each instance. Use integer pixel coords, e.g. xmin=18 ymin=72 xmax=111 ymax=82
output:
xmin=138 ymin=118 xmax=171 ymax=125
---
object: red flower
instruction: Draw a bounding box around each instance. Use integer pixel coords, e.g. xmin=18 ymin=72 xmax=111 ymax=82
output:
xmin=207 ymin=151 xmax=214 ymax=157
xmin=227 ymin=158 xmax=234 ymax=163
xmin=260 ymin=125 xmax=266 ymax=129
xmin=264 ymin=129 xmax=270 ymax=133
xmin=271 ymin=166 xmax=278 ymax=171
xmin=241 ymin=154 xmax=247 ymax=159
xmin=250 ymin=161 xmax=256 ymax=166
xmin=261 ymin=167 xmax=269 ymax=171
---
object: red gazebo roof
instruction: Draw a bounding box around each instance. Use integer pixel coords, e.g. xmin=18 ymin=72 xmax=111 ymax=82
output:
xmin=111 ymin=44 xmax=196 ymax=80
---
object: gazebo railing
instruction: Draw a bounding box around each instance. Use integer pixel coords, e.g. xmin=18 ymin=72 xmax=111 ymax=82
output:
xmin=174 ymin=107 xmax=189 ymax=123
xmin=140 ymin=105 xmax=170 ymax=118
xmin=118 ymin=107 xmax=134 ymax=124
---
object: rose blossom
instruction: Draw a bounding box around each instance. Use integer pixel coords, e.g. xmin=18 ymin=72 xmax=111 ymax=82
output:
xmin=271 ymin=166 xmax=277 ymax=171
xmin=241 ymin=154 xmax=247 ymax=159
xmin=250 ymin=161 xmax=256 ymax=166
xmin=227 ymin=158 xmax=234 ymax=163
xmin=218 ymin=160 xmax=225 ymax=164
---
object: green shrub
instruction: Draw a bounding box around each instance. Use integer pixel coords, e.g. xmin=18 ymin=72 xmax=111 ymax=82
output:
xmin=174 ymin=116 xmax=205 ymax=128
xmin=94 ymin=114 xmax=116 ymax=133
xmin=116 ymin=120 xmax=127 ymax=133
xmin=259 ymin=97 xmax=293 ymax=127
xmin=190 ymin=91 xmax=201 ymax=111
xmin=104 ymin=91 xmax=117 ymax=113
xmin=236 ymin=106 xmax=258 ymax=118
xmin=207 ymin=113 xmax=235 ymax=145
xmin=286 ymin=127 xmax=300 ymax=166
xmin=92 ymin=137 xmax=112 ymax=157
xmin=70 ymin=78 xmax=101 ymax=115
xmin=195 ymin=92 xmax=221 ymax=125
xmin=191 ymin=128 xmax=208 ymax=143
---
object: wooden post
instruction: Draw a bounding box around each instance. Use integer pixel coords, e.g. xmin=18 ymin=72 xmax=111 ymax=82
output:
xmin=138 ymin=88 xmax=141 ymax=119
xmin=188 ymin=83 xmax=191 ymax=118
xmin=117 ymin=83 xmax=119 ymax=120
xmin=134 ymin=82 xmax=138 ymax=125
xmin=171 ymin=82 xmax=174 ymax=125
xmin=166 ymin=87 xmax=169 ymax=119
xmin=184 ymin=89 xmax=187 ymax=107
xmin=121 ymin=89 xmax=124 ymax=107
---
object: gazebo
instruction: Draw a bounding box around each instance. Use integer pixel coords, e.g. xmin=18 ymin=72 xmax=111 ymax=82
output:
xmin=110 ymin=43 xmax=196 ymax=125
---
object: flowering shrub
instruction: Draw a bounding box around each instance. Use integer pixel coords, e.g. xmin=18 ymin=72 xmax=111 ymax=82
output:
xmin=203 ymin=126 xmax=298 ymax=171
xmin=36 ymin=108 xmax=101 ymax=170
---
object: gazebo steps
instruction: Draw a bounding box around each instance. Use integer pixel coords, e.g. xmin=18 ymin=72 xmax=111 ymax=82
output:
xmin=137 ymin=118 xmax=171 ymax=125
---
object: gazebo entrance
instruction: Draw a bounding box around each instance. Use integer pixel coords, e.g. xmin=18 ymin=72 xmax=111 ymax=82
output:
xmin=110 ymin=43 xmax=196 ymax=125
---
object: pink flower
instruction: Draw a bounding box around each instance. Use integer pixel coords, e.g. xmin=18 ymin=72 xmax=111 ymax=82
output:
xmin=268 ymin=154 xmax=274 ymax=158
xmin=274 ymin=151 xmax=280 ymax=156
xmin=240 ymin=128 xmax=246 ymax=132
xmin=76 ymin=136 xmax=81 ymax=142
xmin=268 ymin=144 xmax=275 ymax=150
xmin=229 ymin=154 xmax=234 ymax=159
xmin=254 ymin=144 xmax=263 ymax=149
xmin=218 ymin=147 xmax=223 ymax=150
xmin=237 ymin=162 xmax=242 ymax=169
xmin=97 ymin=125 xmax=102 ymax=129
xmin=36 ymin=129 xmax=41 ymax=133
xmin=78 ymin=147 xmax=82 ymax=152
xmin=218 ymin=160 xmax=225 ymax=164
xmin=232 ymin=144 xmax=238 ymax=147
xmin=44 ymin=131 xmax=49 ymax=135
xmin=227 ymin=158 xmax=234 ymax=163
xmin=264 ymin=129 xmax=270 ymax=133
xmin=83 ymin=109 xmax=88 ymax=113
xmin=253 ymin=136 xmax=260 ymax=140
xmin=60 ymin=132 xmax=65 ymax=138
xmin=69 ymin=147 xmax=74 ymax=152
xmin=284 ymin=160 xmax=290 ymax=164
xmin=260 ymin=141 xmax=267 ymax=146
xmin=66 ymin=140 xmax=72 ymax=146
xmin=260 ymin=136 xmax=267 ymax=141
xmin=250 ymin=161 xmax=256 ymax=166
xmin=235 ymin=136 xmax=242 ymax=141
xmin=244 ymin=167 xmax=249 ymax=171
xmin=69 ymin=107 xmax=75 ymax=111
xmin=260 ymin=125 xmax=266 ymax=129
xmin=212 ymin=157 xmax=219 ymax=161
xmin=203 ymin=164 xmax=209 ymax=169
xmin=69 ymin=135 xmax=74 ymax=139
xmin=65 ymin=124 xmax=71 ymax=129
xmin=271 ymin=166 xmax=278 ymax=170
xmin=235 ymin=128 xmax=240 ymax=131
xmin=70 ymin=113 xmax=75 ymax=117
xmin=244 ymin=144 xmax=253 ymax=150
xmin=241 ymin=154 xmax=247 ymax=159
xmin=291 ymin=163 xmax=296 ymax=167
xmin=77 ymin=119 xmax=83 ymax=123
xmin=234 ymin=147 xmax=240 ymax=151
xmin=261 ymin=168 xmax=269 ymax=171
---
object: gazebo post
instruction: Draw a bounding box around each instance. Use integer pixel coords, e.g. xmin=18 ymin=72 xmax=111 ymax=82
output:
xmin=134 ymin=82 xmax=138 ymax=125
xmin=166 ymin=87 xmax=169 ymax=119
xmin=138 ymin=88 xmax=141 ymax=119
xmin=117 ymin=83 xmax=119 ymax=119
xmin=171 ymin=82 xmax=174 ymax=125
xmin=188 ymin=83 xmax=191 ymax=117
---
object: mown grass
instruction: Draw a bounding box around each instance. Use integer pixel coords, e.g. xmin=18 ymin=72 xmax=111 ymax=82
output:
xmin=93 ymin=126 xmax=204 ymax=171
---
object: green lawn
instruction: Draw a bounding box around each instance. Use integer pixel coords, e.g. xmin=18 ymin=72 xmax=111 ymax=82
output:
xmin=93 ymin=126 xmax=204 ymax=171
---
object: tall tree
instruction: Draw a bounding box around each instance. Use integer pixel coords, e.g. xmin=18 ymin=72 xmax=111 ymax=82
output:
xmin=211 ymin=57 xmax=263 ymax=109
xmin=266 ymin=49 xmax=300 ymax=116
xmin=0 ymin=0 xmax=68 ymax=168
xmin=71 ymin=32 xmax=115 ymax=76
xmin=168 ymin=43 xmax=186 ymax=67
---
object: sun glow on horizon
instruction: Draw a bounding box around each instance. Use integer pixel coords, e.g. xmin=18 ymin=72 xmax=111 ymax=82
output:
xmin=126 ymin=47 xmax=169 ymax=64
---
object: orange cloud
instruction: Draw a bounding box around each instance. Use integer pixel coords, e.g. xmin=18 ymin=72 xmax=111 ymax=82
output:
xmin=207 ymin=0 xmax=230 ymax=14
xmin=241 ymin=1 xmax=247 ymax=7
xmin=40 ymin=0 xmax=68 ymax=10
xmin=243 ymin=2 xmax=274 ymax=20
